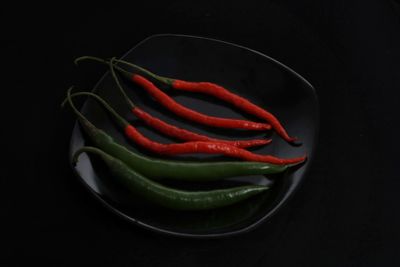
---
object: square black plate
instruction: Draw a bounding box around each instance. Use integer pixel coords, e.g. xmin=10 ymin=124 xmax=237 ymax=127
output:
xmin=69 ymin=34 xmax=318 ymax=238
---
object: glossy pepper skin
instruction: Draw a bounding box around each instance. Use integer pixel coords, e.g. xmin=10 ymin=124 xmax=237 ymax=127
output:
xmin=66 ymin=90 xmax=304 ymax=165
xmin=64 ymin=87 xmax=294 ymax=181
xmin=124 ymin=125 xmax=304 ymax=164
xmin=172 ymin=80 xmax=298 ymax=143
xmin=106 ymin=57 xmax=270 ymax=149
xmin=131 ymin=74 xmax=271 ymax=131
xmin=75 ymin=56 xmax=271 ymax=131
xmin=73 ymin=146 xmax=269 ymax=210
xmin=115 ymin=57 xmax=297 ymax=143
xmin=67 ymin=91 xmax=277 ymax=159
xmin=130 ymin=107 xmax=270 ymax=148
xmin=74 ymin=56 xmax=298 ymax=143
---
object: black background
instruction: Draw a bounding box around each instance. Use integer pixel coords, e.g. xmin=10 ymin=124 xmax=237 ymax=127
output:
xmin=2 ymin=0 xmax=400 ymax=266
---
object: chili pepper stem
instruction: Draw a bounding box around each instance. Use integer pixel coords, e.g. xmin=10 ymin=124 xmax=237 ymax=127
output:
xmin=62 ymin=87 xmax=87 ymax=122
xmin=111 ymin=58 xmax=174 ymax=85
xmin=72 ymin=146 xmax=100 ymax=165
xmin=62 ymin=88 xmax=128 ymax=129
xmin=74 ymin=56 xmax=173 ymax=85
xmin=109 ymin=57 xmax=135 ymax=108
xmin=74 ymin=56 xmax=131 ymax=77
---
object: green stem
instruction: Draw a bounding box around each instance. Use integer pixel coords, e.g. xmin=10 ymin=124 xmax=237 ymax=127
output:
xmin=111 ymin=58 xmax=174 ymax=85
xmin=62 ymin=91 xmax=129 ymax=129
xmin=72 ymin=146 xmax=111 ymax=165
xmin=74 ymin=56 xmax=131 ymax=77
xmin=109 ymin=57 xmax=135 ymax=108
xmin=74 ymin=56 xmax=174 ymax=85
xmin=63 ymin=87 xmax=87 ymax=122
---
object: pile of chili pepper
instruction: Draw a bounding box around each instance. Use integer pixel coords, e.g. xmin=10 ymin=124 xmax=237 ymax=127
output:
xmin=65 ymin=55 xmax=306 ymax=211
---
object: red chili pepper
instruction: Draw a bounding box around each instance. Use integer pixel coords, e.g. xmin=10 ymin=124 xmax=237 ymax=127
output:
xmin=125 ymin=125 xmax=305 ymax=165
xmin=107 ymin=57 xmax=270 ymax=149
xmin=131 ymin=107 xmax=270 ymax=148
xmin=172 ymin=80 xmax=298 ymax=144
xmin=67 ymin=92 xmax=270 ymax=149
xmin=67 ymin=91 xmax=305 ymax=165
xmin=75 ymin=56 xmax=297 ymax=143
xmin=75 ymin=57 xmax=271 ymax=131
xmin=131 ymin=74 xmax=271 ymax=131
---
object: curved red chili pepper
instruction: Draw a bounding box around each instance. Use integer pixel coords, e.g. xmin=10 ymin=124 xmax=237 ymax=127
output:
xmin=106 ymin=57 xmax=270 ymax=149
xmin=66 ymin=90 xmax=304 ymax=165
xmin=125 ymin=125 xmax=305 ymax=165
xmin=131 ymin=74 xmax=271 ymax=131
xmin=66 ymin=91 xmax=271 ymax=150
xmin=131 ymin=107 xmax=271 ymax=148
xmin=172 ymin=80 xmax=298 ymax=144
xmin=75 ymin=56 xmax=297 ymax=143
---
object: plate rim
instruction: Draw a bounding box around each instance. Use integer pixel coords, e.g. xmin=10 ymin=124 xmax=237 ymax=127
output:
xmin=69 ymin=33 xmax=320 ymax=239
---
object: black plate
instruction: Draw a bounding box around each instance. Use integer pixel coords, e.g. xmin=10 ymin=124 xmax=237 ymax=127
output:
xmin=69 ymin=34 xmax=319 ymax=238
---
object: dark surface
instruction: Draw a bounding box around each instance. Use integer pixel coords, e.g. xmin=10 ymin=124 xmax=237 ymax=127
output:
xmin=2 ymin=0 xmax=399 ymax=266
xmin=70 ymin=35 xmax=318 ymax=237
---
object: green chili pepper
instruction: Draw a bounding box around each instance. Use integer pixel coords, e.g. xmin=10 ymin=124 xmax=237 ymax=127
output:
xmin=64 ymin=87 xmax=294 ymax=181
xmin=73 ymin=146 xmax=268 ymax=210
